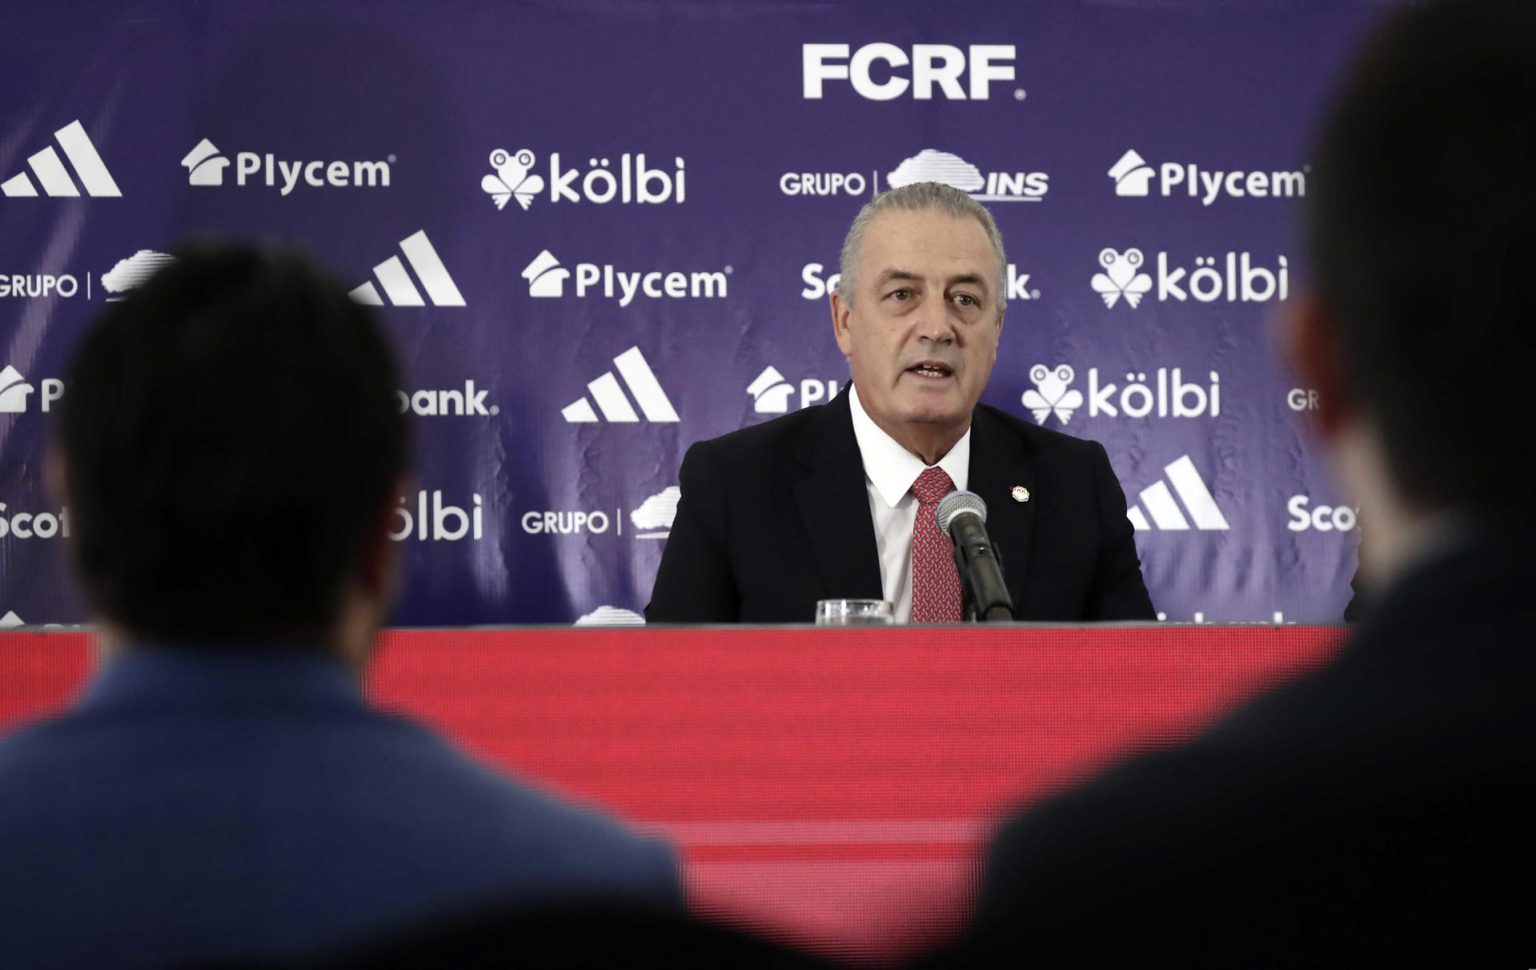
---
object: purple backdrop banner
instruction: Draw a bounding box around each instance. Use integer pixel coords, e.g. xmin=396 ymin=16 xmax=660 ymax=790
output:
xmin=0 ymin=0 xmax=1384 ymax=628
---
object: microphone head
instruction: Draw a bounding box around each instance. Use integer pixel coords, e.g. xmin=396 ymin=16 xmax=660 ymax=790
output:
xmin=936 ymin=489 xmax=987 ymax=533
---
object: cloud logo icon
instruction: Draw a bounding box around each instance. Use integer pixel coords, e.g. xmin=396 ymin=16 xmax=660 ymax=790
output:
xmin=887 ymin=149 xmax=985 ymax=192
xmin=574 ymin=606 xmax=645 ymax=627
xmin=630 ymin=487 xmax=681 ymax=537
xmin=102 ymin=250 xmax=176 ymax=299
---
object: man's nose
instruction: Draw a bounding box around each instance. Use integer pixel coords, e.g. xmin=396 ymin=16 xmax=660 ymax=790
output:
xmin=915 ymin=299 xmax=956 ymax=342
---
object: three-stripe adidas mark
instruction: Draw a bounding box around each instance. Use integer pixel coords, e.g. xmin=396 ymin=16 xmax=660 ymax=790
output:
xmin=349 ymin=231 xmax=465 ymax=307
xmin=1126 ymin=455 xmax=1229 ymax=531
xmin=2 ymin=121 xmax=121 ymax=198
xmin=563 ymin=347 xmax=678 ymax=423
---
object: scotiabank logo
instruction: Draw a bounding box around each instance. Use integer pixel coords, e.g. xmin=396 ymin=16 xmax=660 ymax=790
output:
xmin=396 ymin=380 xmax=497 ymax=417
xmin=803 ymin=44 xmax=1018 ymax=100
xmin=1287 ymin=495 xmax=1358 ymax=533
xmin=800 ymin=262 xmax=1038 ymax=302
xmin=1094 ymin=247 xmax=1289 ymax=307
xmin=0 ymin=502 xmax=71 ymax=540
xmin=389 ymin=491 xmax=484 ymax=542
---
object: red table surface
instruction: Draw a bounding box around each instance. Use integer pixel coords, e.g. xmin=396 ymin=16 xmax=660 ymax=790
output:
xmin=0 ymin=625 xmax=1349 ymax=962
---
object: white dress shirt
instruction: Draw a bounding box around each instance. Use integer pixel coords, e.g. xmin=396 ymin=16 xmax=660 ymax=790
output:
xmin=847 ymin=383 xmax=971 ymax=623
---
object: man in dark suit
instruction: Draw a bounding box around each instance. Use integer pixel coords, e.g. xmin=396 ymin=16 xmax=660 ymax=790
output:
xmin=648 ymin=183 xmax=1154 ymax=623
xmin=961 ymin=0 xmax=1535 ymax=963
xmin=0 ymin=249 xmax=678 ymax=970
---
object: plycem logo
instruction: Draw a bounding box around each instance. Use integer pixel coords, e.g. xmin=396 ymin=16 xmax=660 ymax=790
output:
xmin=1094 ymin=247 xmax=1289 ymax=307
xmin=349 ymin=231 xmax=465 ymax=307
xmin=803 ymin=43 xmax=1018 ymax=100
xmin=800 ymin=261 xmax=1038 ymax=303
xmin=481 ymin=146 xmax=685 ymax=211
xmin=888 ymin=149 xmax=1047 ymax=203
xmin=747 ymin=366 xmax=842 ymax=414
xmin=1022 ymin=364 xmax=1220 ymax=424
xmin=563 ymin=347 xmax=678 ymax=424
xmin=1109 ymin=149 xmax=1308 ymax=206
xmin=1124 ymin=456 xmax=1230 ymax=532
xmin=0 ymin=366 xmax=64 ymax=413
xmin=522 ymin=251 xmax=728 ymax=307
xmin=630 ymin=487 xmax=680 ymax=539
xmin=1 ymin=120 xmax=121 ymax=198
xmin=182 ymin=138 xmax=393 ymax=195
xmin=1287 ymin=495 xmax=1358 ymax=532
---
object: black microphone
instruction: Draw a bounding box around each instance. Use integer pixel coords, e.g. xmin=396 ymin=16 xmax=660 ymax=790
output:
xmin=936 ymin=490 xmax=1015 ymax=623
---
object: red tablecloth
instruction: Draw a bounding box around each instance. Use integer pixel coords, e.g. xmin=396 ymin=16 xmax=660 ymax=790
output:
xmin=0 ymin=625 xmax=1349 ymax=962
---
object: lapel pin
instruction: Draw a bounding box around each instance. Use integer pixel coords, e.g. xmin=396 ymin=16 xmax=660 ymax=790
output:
xmin=1011 ymin=485 xmax=1030 ymax=503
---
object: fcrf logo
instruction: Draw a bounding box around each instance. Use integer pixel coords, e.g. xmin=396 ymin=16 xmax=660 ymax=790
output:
xmin=803 ymin=44 xmax=1016 ymax=100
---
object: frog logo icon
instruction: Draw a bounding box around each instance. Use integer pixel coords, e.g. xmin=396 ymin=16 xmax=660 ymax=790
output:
xmin=1091 ymin=247 xmax=1153 ymax=309
xmin=481 ymin=148 xmax=545 ymax=211
xmin=1021 ymin=364 xmax=1085 ymax=424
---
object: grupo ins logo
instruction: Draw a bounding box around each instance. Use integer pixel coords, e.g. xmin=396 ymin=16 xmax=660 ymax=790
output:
xmin=481 ymin=147 xmax=685 ymax=210
xmin=803 ymin=44 xmax=1018 ymax=100
xmin=782 ymin=148 xmax=1046 ymax=204
xmin=182 ymin=138 xmax=394 ymax=195
xmin=1021 ymin=364 xmax=1219 ymax=424
xmin=0 ymin=250 xmax=175 ymax=304
xmin=1093 ymin=247 xmax=1288 ymax=307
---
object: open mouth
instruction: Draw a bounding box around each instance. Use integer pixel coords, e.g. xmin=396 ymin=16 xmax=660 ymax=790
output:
xmin=906 ymin=361 xmax=954 ymax=380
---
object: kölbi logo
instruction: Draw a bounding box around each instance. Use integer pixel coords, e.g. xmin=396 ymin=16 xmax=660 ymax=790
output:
xmin=563 ymin=347 xmax=678 ymax=424
xmin=1124 ymin=456 xmax=1229 ymax=532
xmin=746 ymin=366 xmax=842 ymax=414
xmin=1093 ymin=247 xmax=1289 ymax=307
xmin=1109 ymin=149 xmax=1307 ymax=206
xmin=349 ymin=231 xmax=465 ymax=307
xmin=181 ymin=138 xmax=394 ymax=195
xmin=803 ymin=44 xmax=1018 ymax=100
xmin=481 ymin=147 xmax=685 ymax=210
xmin=522 ymin=251 xmax=729 ymax=307
xmin=1 ymin=120 xmax=121 ymax=198
xmin=390 ymin=491 xmax=483 ymax=542
xmin=1022 ymin=364 xmax=1219 ymax=423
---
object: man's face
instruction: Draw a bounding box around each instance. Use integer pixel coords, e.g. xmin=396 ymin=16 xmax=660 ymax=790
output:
xmin=831 ymin=208 xmax=1004 ymax=449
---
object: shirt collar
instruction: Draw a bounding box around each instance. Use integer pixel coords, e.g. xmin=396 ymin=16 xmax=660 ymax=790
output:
xmin=78 ymin=643 xmax=364 ymax=715
xmin=848 ymin=382 xmax=971 ymax=508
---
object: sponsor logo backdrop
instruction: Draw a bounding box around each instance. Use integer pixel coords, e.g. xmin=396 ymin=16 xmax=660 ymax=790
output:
xmin=0 ymin=0 xmax=1380 ymax=626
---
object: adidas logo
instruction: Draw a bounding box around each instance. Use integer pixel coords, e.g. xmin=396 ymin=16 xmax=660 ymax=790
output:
xmin=1 ymin=120 xmax=121 ymax=198
xmin=349 ymin=231 xmax=465 ymax=307
xmin=1125 ymin=455 xmax=1230 ymax=532
xmin=562 ymin=347 xmax=678 ymax=423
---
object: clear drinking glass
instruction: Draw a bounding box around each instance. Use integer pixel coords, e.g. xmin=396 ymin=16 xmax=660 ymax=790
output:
xmin=815 ymin=598 xmax=895 ymax=626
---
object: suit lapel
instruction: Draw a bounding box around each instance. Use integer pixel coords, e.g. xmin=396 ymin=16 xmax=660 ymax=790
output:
xmin=967 ymin=407 xmax=1039 ymax=611
xmin=793 ymin=388 xmax=885 ymax=601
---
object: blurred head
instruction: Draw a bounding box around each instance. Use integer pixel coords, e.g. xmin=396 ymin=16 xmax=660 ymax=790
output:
xmin=831 ymin=182 xmax=1007 ymax=463
xmin=54 ymin=246 xmax=410 ymax=654
xmin=1296 ymin=0 xmax=1536 ymax=535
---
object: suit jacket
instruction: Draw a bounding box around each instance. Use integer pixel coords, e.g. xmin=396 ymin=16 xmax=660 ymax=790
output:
xmin=0 ymin=646 xmax=679 ymax=970
xmin=646 ymin=386 xmax=1155 ymax=623
xmin=958 ymin=526 xmax=1536 ymax=965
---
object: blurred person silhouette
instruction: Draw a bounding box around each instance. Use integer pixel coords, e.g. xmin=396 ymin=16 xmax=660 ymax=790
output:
xmin=0 ymin=247 xmax=678 ymax=970
xmin=952 ymin=0 xmax=1536 ymax=963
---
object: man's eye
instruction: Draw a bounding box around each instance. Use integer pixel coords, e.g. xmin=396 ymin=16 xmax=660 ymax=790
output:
xmin=953 ymin=293 xmax=979 ymax=307
xmin=888 ymin=288 xmax=912 ymax=301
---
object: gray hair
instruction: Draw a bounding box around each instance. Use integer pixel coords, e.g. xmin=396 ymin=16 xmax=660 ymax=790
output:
xmin=837 ymin=181 xmax=1007 ymax=318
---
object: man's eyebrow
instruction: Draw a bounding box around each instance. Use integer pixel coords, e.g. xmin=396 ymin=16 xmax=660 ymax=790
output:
xmin=946 ymin=273 xmax=989 ymax=295
xmin=874 ymin=268 xmax=922 ymax=287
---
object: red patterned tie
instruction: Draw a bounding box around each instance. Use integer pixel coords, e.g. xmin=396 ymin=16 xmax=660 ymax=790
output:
xmin=910 ymin=467 xmax=963 ymax=623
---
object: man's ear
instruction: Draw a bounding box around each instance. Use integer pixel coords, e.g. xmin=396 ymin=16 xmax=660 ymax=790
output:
xmin=1282 ymin=290 xmax=1354 ymax=441
xmin=830 ymin=289 xmax=853 ymax=357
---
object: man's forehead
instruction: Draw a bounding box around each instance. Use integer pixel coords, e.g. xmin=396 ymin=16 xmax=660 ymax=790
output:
xmin=859 ymin=208 xmax=995 ymax=275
